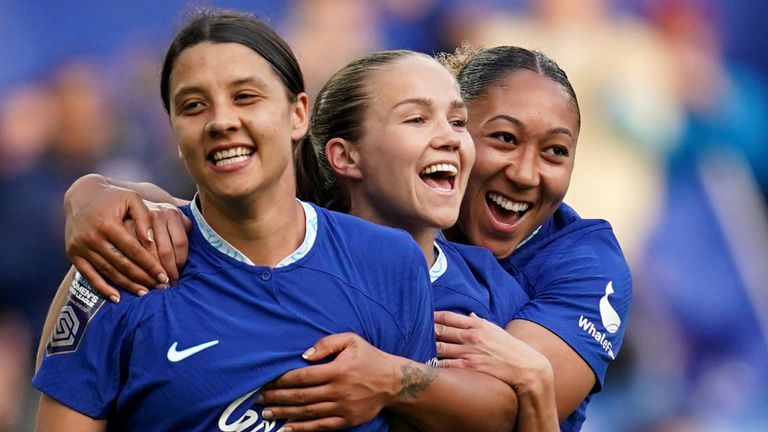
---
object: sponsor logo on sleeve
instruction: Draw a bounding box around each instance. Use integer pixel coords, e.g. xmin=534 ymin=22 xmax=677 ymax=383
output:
xmin=577 ymin=281 xmax=621 ymax=360
xmin=219 ymin=387 xmax=285 ymax=432
xmin=46 ymin=272 xmax=106 ymax=355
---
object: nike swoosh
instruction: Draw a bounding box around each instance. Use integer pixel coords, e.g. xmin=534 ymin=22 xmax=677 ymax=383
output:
xmin=167 ymin=340 xmax=220 ymax=362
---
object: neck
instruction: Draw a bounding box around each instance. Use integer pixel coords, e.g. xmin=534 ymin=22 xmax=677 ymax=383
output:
xmin=198 ymin=182 xmax=304 ymax=267
xmin=348 ymin=195 xmax=437 ymax=266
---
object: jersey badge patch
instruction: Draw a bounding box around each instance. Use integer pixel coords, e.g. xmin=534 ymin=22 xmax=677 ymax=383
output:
xmin=46 ymin=272 xmax=106 ymax=355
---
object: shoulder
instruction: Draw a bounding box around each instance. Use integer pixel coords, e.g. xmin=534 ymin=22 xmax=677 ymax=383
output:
xmin=511 ymin=203 xmax=630 ymax=287
xmin=314 ymin=205 xmax=423 ymax=261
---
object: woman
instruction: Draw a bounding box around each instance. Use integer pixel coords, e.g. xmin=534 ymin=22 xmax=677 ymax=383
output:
xmin=39 ymin=46 xmax=559 ymax=430
xmin=434 ymin=45 xmax=633 ymax=431
xmin=32 ymin=11 xmax=439 ymax=431
xmin=46 ymin=45 xmax=631 ymax=430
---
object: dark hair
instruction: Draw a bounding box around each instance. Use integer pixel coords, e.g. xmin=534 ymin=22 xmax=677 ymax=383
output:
xmin=440 ymin=44 xmax=580 ymax=128
xmin=160 ymin=9 xmax=305 ymax=113
xmin=295 ymin=50 xmax=432 ymax=212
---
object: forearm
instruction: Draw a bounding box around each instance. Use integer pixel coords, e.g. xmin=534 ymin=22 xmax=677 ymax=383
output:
xmin=514 ymin=376 xmax=559 ymax=432
xmin=65 ymin=174 xmax=186 ymax=211
xmin=388 ymin=360 xmax=518 ymax=432
xmin=36 ymin=267 xmax=76 ymax=370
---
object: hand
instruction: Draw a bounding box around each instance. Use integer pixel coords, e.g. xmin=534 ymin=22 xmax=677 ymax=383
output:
xmin=258 ymin=333 xmax=401 ymax=431
xmin=434 ymin=311 xmax=553 ymax=396
xmin=64 ymin=174 xmax=191 ymax=301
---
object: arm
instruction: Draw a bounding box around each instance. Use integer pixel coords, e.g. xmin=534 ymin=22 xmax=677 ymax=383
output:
xmin=505 ymin=320 xmax=595 ymax=422
xmin=36 ymin=394 xmax=105 ymax=432
xmin=36 ymin=267 xmax=76 ymax=370
xmin=258 ymin=333 xmax=518 ymax=432
xmin=435 ymin=311 xmax=559 ymax=431
xmin=65 ymin=174 xmax=191 ymax=300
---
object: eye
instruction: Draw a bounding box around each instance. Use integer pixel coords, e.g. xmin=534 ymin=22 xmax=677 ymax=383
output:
xmin=490 ymin=132 xmax=517 ymax=144
xmin=179 ymin=100 xmax=205 ymax=115
xmin=544 ymin=145 xmax=569 ymax=157
xmin=234 ymin=92 xmax=260 ymax=103
xmin=450 ymin=118 xmax=467 ymax=129
xmin=405 ymin=115 xmax=427 ymax=124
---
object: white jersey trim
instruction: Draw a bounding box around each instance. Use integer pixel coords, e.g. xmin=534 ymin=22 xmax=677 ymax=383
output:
xmin=190 ymin=195 xmax=317 ymax=268
xmin=429 ymin=241 xmax=448 ymax=283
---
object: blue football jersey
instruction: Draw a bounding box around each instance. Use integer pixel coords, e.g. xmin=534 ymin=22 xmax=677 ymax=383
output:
xmin=500 ymin=203 xmax=632 ymax=432
xmin=33 ymin=201 xmax=437 ymax=432
xmin=430 ymin=239 xmax=529 ymax=328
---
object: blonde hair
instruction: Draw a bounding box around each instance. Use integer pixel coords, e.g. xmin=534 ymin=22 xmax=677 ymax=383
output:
xmin=436 ymin=40 xmax=482 ymax=76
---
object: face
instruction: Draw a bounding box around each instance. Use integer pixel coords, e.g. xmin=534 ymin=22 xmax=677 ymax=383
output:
xmin=352 ymin=55 xmax=475 ymax=231
xmin=459 ymin=70 xmax=579 ymax=259
xmin=168 ymin=42 xmax=308 ymax=204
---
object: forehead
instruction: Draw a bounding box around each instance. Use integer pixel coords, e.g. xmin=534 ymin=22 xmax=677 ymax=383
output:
xmin=169 ymin=42 xmax=283 ymax=91
xmin=366 ymin=55 xmax=462 ymax=107
xmin=474 ymin=70 xmax=579 ymax=129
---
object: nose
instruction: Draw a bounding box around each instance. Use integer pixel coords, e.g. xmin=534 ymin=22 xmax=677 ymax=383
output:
xmin=430 ymin=120 xmax=462 ymax=151
xmin=205 ymin=106 xmax=240 ymax=138
xmin=506 ymin=145 xmax=540 ymax=188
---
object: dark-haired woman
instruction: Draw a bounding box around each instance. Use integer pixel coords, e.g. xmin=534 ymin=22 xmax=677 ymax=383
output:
xmin=32 ymin=11 xmax=439 ymax=432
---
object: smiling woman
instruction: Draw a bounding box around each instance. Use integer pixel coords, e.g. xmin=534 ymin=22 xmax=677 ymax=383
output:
xmin=32 ymin=10 xmax=438 ymax=432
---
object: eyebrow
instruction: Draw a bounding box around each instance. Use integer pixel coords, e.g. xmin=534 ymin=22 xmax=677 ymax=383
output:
xmin=485 ymin=114 xmax=574 ymax=138
xmin=392 ymin=97 xmax=466 ymax=110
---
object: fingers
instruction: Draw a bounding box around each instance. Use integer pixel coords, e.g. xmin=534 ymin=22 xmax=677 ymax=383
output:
xmin=303 ymin=332 xmax=360 ymax=361
xmin=267 ymin=364 xmax=336 ymax=390
xmin=82 ymin=252 xmax=149 ymax=297
xmin=262 ymin=400 xmax=338 ymax=422
xmin=152 ymin=214 xmax=178 ymax=284
xmin=107 ymin=221 xmax=168 ymax=288
xmin=167 ymin=211 xmax=190 ymax=274
xmin=71 ymin=257 xmax=121 ymax=303
xmin=125 ymin=195 xmax=156 ymax=248
xmin=433 ymin=310 xmax=475 ymax=329
xmin=260 ymin=382 xmax=334 ymax=406
xmin=145 ymin=203 xmax=189 ymax=284
xmin=435 ymin=339 xmax=473 ymax=359
xmin=435 ymin=358 xmax=472 ymax=370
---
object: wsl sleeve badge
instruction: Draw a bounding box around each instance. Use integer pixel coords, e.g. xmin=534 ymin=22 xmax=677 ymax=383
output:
xmin=46 ymin=271 xmax=107 ymax=355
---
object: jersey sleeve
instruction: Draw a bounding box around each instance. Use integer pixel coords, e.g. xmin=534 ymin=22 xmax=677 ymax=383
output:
xmin=399 ymin=246 xmax=439 ymax=365
xmin=513 ymin=229 xmax=632 ymax=391
xmin=32 ymin=272 xmax=137 ymax=419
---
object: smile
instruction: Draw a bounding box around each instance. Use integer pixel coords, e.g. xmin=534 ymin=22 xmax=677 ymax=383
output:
xmin=485 ymin=192 xmax=531 ymax=226
xmin=419 ymin=163 xmax=458 ymax=192
xmin=210 ymin=146 xmax=255 ymax=167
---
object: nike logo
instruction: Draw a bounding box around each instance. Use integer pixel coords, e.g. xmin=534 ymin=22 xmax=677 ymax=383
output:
xmin=167 ymin=340 xmax=219 ymax=362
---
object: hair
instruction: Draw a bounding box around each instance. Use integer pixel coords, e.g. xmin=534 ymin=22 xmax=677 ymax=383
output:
xmin=438 ymin=43 xmax=580 ymax=128
xmin=295 ymin=50 xmax=433 ymax=212
xmin=160 ymin=9 xmax=305 ymax=113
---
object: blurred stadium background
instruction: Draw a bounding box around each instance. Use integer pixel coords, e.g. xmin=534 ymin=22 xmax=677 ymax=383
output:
xmin=1 ymin=0 xmax=767 ymax=430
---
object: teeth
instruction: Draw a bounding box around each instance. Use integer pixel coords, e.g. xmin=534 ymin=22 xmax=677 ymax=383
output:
xmin=487 ymin=193 xmax=530 ymax=212
xmin=420 ymin=163 xmax=458 ymax=176
xmin=212 ymin=147 xmax=253 ymax=161
xmin=215 ymin=155 xmax=250 ymax=166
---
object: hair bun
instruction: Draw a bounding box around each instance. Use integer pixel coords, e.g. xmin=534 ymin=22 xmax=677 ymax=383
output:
xmin=436 ymin=40 xmax=482 ymax=76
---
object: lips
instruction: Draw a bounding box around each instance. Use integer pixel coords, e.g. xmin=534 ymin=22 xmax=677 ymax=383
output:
xmin=419 ymin=162 xmax=458 ymax=192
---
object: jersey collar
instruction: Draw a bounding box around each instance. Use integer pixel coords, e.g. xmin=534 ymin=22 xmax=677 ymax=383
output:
xmin=429 ymin=241 xmax=448 ymax=283
xmin=190 ymin=195 xmax=318 ymax=267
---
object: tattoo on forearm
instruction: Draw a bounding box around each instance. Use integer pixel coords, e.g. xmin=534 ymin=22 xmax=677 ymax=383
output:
xmin=398 ymin=362 xmax=439 ymax=400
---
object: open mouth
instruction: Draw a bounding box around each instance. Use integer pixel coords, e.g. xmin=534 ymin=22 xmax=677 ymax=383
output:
xmin=209 ymin=146 xmax=255 ymax=167
xmin=485 ymin=192 xmax=531 ymax=226
xmin=419 ymin=163 xmax=457 ymax=192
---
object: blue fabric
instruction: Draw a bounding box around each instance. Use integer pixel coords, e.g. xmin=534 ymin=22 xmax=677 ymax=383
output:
xmin=33 ymin=203 xmax=436 ymax=431
xmin=500 ymin=203 xmax=633 ymax=432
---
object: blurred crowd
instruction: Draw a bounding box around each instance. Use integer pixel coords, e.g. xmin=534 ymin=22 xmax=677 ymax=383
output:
xmin=2 ymin=0 xmax=767 ymax=430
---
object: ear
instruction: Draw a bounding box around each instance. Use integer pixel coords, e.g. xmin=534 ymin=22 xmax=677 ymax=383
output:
xmin=326 ymin=138 xmax=363 ymax=180
xmin=290 ymin=92 xmax=310 ymax=142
